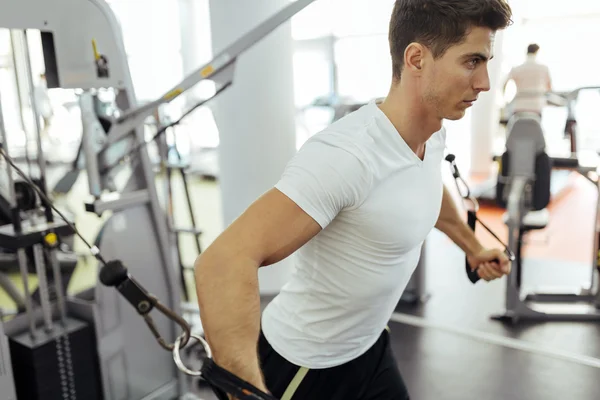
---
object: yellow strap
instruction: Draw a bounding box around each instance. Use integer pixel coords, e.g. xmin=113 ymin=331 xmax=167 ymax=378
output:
xmin=91 ymin=39 xmax=100 ymax=61
xmin=385 ymin=325 xmax=391 ymax=333
xmin=280 ymin=366 xmax=309 ymax=400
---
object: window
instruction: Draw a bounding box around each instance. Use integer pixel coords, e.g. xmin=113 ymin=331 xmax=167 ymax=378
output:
xmin=291 ymin=0 xmax=334 ymax=40
xmin=335 ymin=35 xmax=391 ymax=102
xmin=107 ymin=0 xmax=184 ymax=102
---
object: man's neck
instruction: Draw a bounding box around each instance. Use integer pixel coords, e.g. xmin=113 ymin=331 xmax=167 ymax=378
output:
xmin=377 ymin=82 xmax=442 ymax=154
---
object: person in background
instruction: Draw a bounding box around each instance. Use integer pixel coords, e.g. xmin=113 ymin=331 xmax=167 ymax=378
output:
xmin=503 ymin=43 xmax=553 ymax=117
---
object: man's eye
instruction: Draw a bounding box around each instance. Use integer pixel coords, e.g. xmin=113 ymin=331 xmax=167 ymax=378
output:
xmin=468 ymin=58 xmax=479 ymax=67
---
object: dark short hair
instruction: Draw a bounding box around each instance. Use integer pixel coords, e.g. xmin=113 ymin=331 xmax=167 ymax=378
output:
xmin=527 ymin=43 xmax=540 ymax=54
xmin=388 ymin=0 xmax=513 ymax=80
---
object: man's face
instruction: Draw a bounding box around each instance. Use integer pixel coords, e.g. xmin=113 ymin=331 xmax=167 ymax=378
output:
xmin=421 ymin=26 xmax=495 ymax=121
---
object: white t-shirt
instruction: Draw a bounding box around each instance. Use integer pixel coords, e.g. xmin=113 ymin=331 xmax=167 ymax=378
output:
xmin=261 ymin=100 xmax=447 ymax=369
xmin=508 ymin=56 xmax=552 ymax=114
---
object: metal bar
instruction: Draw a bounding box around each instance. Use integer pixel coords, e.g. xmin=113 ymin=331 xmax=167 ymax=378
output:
xmin=80 ymin=91 xmax=103 ymax=197
xmin=505 ymin=176 xmax=528 ymax=312
xmin=21 ymin=31 xmax=50 ymax=202
xmin=180 ymin=168 xmax=202 ymax=255
xmin=32 ymin=243 xmax=53 ymax=332
xmin=9 ymin=31 xmax=28 ymax=150
xmin=0 ymin=82 xmax=17 ymax=209
xmin=160 ymin=121 xmax=188 ymax=301
xmin=86 ymin=189 xmax=150 ymax=215
xmin=525 ymin=293 xmax=596 ymax=303
xmin=48 ymin=248 xmax=67 ymax=325
xmin=16 ymin=249 xmax=36 ymax=337
xmin=173 ymin=227 xmax=203 ymax=235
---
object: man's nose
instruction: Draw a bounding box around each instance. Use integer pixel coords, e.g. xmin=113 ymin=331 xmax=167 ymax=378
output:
xmin=474 ymin=67 xmax=491 ymax=92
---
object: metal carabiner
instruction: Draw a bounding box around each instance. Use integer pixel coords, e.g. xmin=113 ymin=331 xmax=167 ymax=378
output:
xmin=142 ymin=294 xmax=191 ymax=351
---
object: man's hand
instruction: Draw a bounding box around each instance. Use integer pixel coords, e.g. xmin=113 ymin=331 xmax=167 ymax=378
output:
xmin=433 ymin=184 xmax=512 ymax=282
xmin=467 ymin=248 xmax=511 ymax=282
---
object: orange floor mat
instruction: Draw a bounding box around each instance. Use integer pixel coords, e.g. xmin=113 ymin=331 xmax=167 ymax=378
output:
xmin=472 ymin=173 xmax=598 ymax=264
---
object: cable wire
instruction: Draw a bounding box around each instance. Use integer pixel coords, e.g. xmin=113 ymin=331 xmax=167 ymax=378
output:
xmin=100 ymin=82 xmax=232 ymax=175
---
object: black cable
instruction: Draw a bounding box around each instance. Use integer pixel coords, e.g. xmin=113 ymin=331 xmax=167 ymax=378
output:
xmin=101 ymin=81 xmax=232 ymax=175
xmin=0 ymin=146 xmax=107 ymax=266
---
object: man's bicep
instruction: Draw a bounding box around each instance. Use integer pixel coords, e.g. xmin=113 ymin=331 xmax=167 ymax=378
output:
xmin=210 ymin=188 xmax=323 ymax=267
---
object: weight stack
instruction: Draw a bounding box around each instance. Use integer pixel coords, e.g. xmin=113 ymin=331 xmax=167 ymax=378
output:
xmin=8 ymin=317 xmax=103 ymax=400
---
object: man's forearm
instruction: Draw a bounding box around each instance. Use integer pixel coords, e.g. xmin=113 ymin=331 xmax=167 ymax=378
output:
xmin=435 ymin=185 xmax=483 ymax=257
xmin=194 ymin=249 xmax=266 ymax=390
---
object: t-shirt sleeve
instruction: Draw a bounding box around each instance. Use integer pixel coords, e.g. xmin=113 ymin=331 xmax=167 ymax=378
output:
xmin=274 ymin=136 xmax=372 ymax=229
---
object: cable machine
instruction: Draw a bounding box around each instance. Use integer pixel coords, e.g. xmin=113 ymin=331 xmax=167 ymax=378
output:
xmin=0 ymin=0 xmax=319 ymax=398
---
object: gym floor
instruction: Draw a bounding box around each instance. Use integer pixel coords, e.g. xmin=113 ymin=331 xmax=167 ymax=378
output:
xmin=2 ymin=164 xmax=600 ymax=399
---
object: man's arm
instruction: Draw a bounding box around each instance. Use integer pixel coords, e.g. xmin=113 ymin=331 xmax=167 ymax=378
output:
xmin=434 ymin=184 xmax=510 ymax=280
xmin=194 ymin=188 xmax=322 ymax=393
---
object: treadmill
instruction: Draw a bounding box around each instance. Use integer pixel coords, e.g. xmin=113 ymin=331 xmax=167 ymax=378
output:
xmin=474 ymin=87 xmax=600 ymax=204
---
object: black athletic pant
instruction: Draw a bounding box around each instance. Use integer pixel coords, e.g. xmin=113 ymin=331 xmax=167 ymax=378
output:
xmin=258 ymin=328 xmax=410 ymax=400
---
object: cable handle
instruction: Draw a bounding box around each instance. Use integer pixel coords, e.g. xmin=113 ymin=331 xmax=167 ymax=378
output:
xmin=465 ymin=210 xmax=481 ymax=283
xmin=99 ymin=259 xmax=191 ymax=350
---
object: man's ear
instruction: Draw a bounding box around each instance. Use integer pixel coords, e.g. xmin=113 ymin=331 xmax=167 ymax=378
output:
xmin=404 ymin=42 xmax=426 ymax=73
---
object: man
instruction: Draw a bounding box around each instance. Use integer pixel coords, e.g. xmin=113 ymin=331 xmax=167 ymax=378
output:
xmin=195 ymin=1 xmax=513 ymax=399
xmin=504 ymin=43 xmax=553 ymax=117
